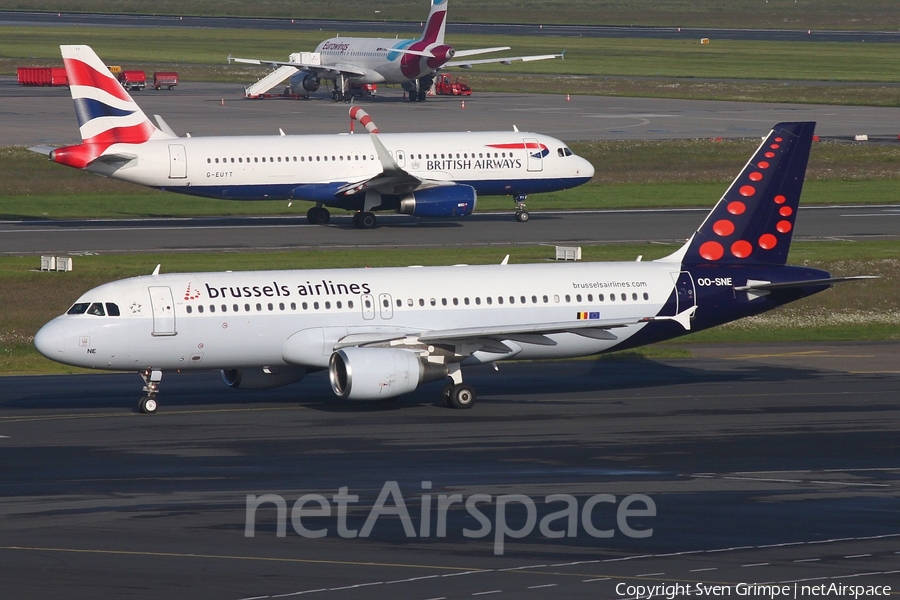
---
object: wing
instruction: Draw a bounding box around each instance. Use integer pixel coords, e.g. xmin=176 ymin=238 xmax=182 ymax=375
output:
xmin=445 ymin=52 xmax=564 ymax=69
xmin=228 ymin=54 xmax=367 ymax=78
xmin=331 ymin=309 xmax=696 ymax=359
xmin=337 ymin=133 xmax=434 ymax=197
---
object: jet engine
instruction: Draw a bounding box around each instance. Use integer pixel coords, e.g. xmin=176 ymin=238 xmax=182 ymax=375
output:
xmin=221 ymin=366 xmax=307 ymax=390
xmin=329 ymin=347 xmax=448 ymax=400
xmin=289 ymin=72 xmax=320 ymax=94
xmin=396 ymin=185 xmax=476 ymax=218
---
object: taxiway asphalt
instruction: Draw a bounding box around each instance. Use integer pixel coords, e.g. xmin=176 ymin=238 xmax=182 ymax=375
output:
xmin=1 ymin=343 xmax=898 ymax=599
xmin=2 ymin=205 xmax=898 ymax=256
xmin=5 ymin=78 xmax=900 ymax=146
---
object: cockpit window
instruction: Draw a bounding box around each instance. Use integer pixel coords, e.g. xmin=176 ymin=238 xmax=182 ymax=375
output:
xmin=558 ymin=146 xmax=574 ymax=157
xmin=106 ymin=303 xmax=120 ymax=316
xmin=87 ymin=302 xmax=106 ymax=316
xmin=67 ymin=302 xmax=89 ymax=315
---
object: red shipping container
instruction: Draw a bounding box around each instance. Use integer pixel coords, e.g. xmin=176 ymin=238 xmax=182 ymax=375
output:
xmin=17 ymin=66 xmax=68 ymax=86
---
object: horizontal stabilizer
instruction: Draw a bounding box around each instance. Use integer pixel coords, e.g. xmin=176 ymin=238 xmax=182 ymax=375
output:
xmin=734 ymin=276 xmax=879 ymax=292
xmin=28 ymin=145 xmax=55 ymax=156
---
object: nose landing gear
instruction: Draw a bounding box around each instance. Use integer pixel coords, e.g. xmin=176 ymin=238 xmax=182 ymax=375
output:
xmin=138 ymin=369 xmax=162 ymax=414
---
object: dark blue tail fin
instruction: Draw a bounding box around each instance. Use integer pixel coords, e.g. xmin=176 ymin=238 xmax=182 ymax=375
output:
xmin=674 ymin=122 xmax=815 ymax=266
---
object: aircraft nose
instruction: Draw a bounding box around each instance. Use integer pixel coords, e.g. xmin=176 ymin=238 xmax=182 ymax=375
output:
xmin=580 ymin=156 xmax=595 ymax=178
xmin=34 ymin=318 xmax=67 ymax=361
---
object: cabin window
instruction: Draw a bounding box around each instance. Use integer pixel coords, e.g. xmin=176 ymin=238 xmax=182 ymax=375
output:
xmin=543 ymin=295 xmax=549 ymax=303
xmin=233 ymin=304 xmax=239 ymax=312
xmin=464 ymin=298 xmax=470 ymax=306
xmin=442 ymin=298 xmax=447 ymax=306
xmin=632 ymin=293 xmax=638 ymax=301
xmin=531 ymin=296 xmax=537 ymax=304
xmin=209 ymin=305 xmax=216 ymax=313
xmin=256 ymin=303 xmax=262 ymax=311
xmin=486 ymin=297 xmax=492 ymax=305
xmin=553 ymin=295 xmax=560 ymax=303
xmin=508 ymin=296 xmax=514 ymax=304
xmin=407 ymin=298 xmax=414 ymax=307
xmin=215 ymin=158 xmax=220 ymax=164
xmin=254 ymin=157 xmax=258 ymax=163
xmin=302 ymin=302 xmax=309 ymax=310
xmin=221 ymin=304 xmax=227 ymax=312
xmin=643 ymin=292 xmax=649 ymax=300
xmin=520 ymin=296 xmax=526 ymax=304
xmin=244 ymin=304 xmax=251 ymax=312
xmin=348 ymin=301 xmax=354 ymax=309
xmin=621 ymin=293 xmax=627 ymax=301
xmin=261 ymin=157 xmax=266 ymax=163
xmin=497 ymin=297 xmax=503 ymax=305
xmin=587 ymin=294 xmax=593 ymax=302
xmin=419 ymin=299 xmax=425 ymax=307
xmin=453 ymin=298 xmax=458 ymax=306
xmin=198 ymin=305 xmax=205 ymax=313
xmin=430 ymin=298 xmax=436 ymax=306
xmin=599 ymin=294 xmax=604 ymax=302
xmin=565 ymin=295 xmax=571 ymax=302
xmin=280 ymin=302 xmax=286 ymax=310
xmin=291 ymin=302 xmax=297 ymax=310
xmin=314 ymin=302 xmax=320 ymax=310
xmin=609 ymin=294 xmax=615 ymax=302
xmin=475 ymin=297 xmax=481 ymax=305
xmin=186 ymin=305 xmax=192 ymax=314
xmin=206 ymin=158 xmax=211 ymax=164
xmin=324 ymin=301 xmax=330 ymax=309
xmin=576 ymin=294 xmax=582 ymax=302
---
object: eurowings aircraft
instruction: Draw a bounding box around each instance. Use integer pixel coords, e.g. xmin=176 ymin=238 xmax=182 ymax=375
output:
xmin=229 ymin=0 xmax=562 ymax=102
xmin=34 ymin=45 xmax=593 ymax=227
xmin=35 ymin=122 xmax=872 ymax=414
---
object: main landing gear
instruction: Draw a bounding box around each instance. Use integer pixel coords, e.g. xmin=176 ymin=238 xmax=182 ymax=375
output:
xmin=307 ymin=205 xmax=331 ymax=225
xmin=352 ymin=211 xmax=377 ymax=229
xmin=138 ymin=368 xmax=162 ymax=414
xmin=439 ymin=364 xmax=476 ymax=409
xmin=403 ymin=76 xmax=433 ymax=103
xmin=514 ymin=193 xmax=530 ymax=222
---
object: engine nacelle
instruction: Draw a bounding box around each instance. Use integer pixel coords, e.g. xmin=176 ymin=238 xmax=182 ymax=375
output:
xmin=329 ymin=347 xmax=448 ymax=400
xmin=397 ymin=185 xmax=476 ymax=218
xmin=221 ymin=366 xmax=307 ymax=390
xmin=289 ymin=72 xmax=320 ymax=94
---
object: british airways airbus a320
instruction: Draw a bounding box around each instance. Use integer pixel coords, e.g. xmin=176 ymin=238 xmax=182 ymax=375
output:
xmin=35 ymin=122 xmax=872 ymax=414
xmin=32 ymin=45 xmax=593 ymax=227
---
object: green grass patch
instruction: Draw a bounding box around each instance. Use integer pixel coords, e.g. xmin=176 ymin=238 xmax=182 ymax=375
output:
xmin=1 ymin=0 xmax=899 ymax=29
xmin=3 ymin=26 xmax=900 ymax=86
xmin=3 ymin=241 xmax=898 ymax=375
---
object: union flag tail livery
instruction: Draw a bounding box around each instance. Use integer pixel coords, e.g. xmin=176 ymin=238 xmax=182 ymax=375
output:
xmin=681 ymin=122 xmax=815 ymax=266
xmin=52 ymin=45 xmax=172 ymax=168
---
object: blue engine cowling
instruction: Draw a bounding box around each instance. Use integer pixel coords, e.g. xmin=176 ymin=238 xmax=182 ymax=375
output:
xmin=397 ymin=185 xmax=476 ymax=218
xmin=289 ymin=72 xmax=320 ymax=94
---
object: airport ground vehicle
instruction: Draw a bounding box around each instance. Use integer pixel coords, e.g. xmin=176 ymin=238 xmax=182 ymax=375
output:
xmin=118 ymin=70 xmax=146 ymax=91
xmin=435 ymin=74 xmax=471 ymax=96
xmin=153 ymin=71 xmax=178 ymax=90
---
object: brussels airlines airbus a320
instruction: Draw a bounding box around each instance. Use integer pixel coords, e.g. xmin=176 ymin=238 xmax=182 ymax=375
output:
xmin=35 ymin=122 xmax=871 ymax=414
xmin=33 ymin=45 xmax=593 ymax=227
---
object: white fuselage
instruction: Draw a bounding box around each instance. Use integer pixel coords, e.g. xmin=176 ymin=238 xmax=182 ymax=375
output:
xmin=35 ymin=261 xmax=680 ymax=372
xmin=90 ymin=131 xmax=594 ymax=204
xmin=312 ymin=37 xmax=447 ymax=84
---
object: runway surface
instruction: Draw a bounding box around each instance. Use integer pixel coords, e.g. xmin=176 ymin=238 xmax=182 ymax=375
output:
xmin=2 ymin=205 xmax=898 ymax=256
xmin=3 ymin=10 xmax=899 ymax=43
xmin=5 ymin=78 xmax=900 ymax=146
xmin=1 ymin=342 xmax=898 ymax=599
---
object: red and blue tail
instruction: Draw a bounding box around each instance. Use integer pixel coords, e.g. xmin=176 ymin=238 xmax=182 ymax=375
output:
xmin=53 ymin=45 xmax=171 ymax=168
xmin=672 ymin=122 xmax=816 ymax=266
xmin=418 ymin=0 xmax=448 ymax=45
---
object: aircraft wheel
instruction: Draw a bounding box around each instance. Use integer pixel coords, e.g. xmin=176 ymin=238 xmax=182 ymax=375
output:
xmin=515 ymin=210 xmax=530 ymax=223
xmin=307 ymin=206 xmax=330 ymax=225
xmin=138 ymin=396 xmax=158 ymax=414
xmin=408 ymin=92 xmax=418 ymax=102
xmin=417 ymin=90 xmax=428 ymax=102
xmin=331 ymin=90 xmax=340 ymax=102
xmin=356 ymin=212 xmax=376 ymax=229
xmin=448 ymin=384 xmax=476 ymax=409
